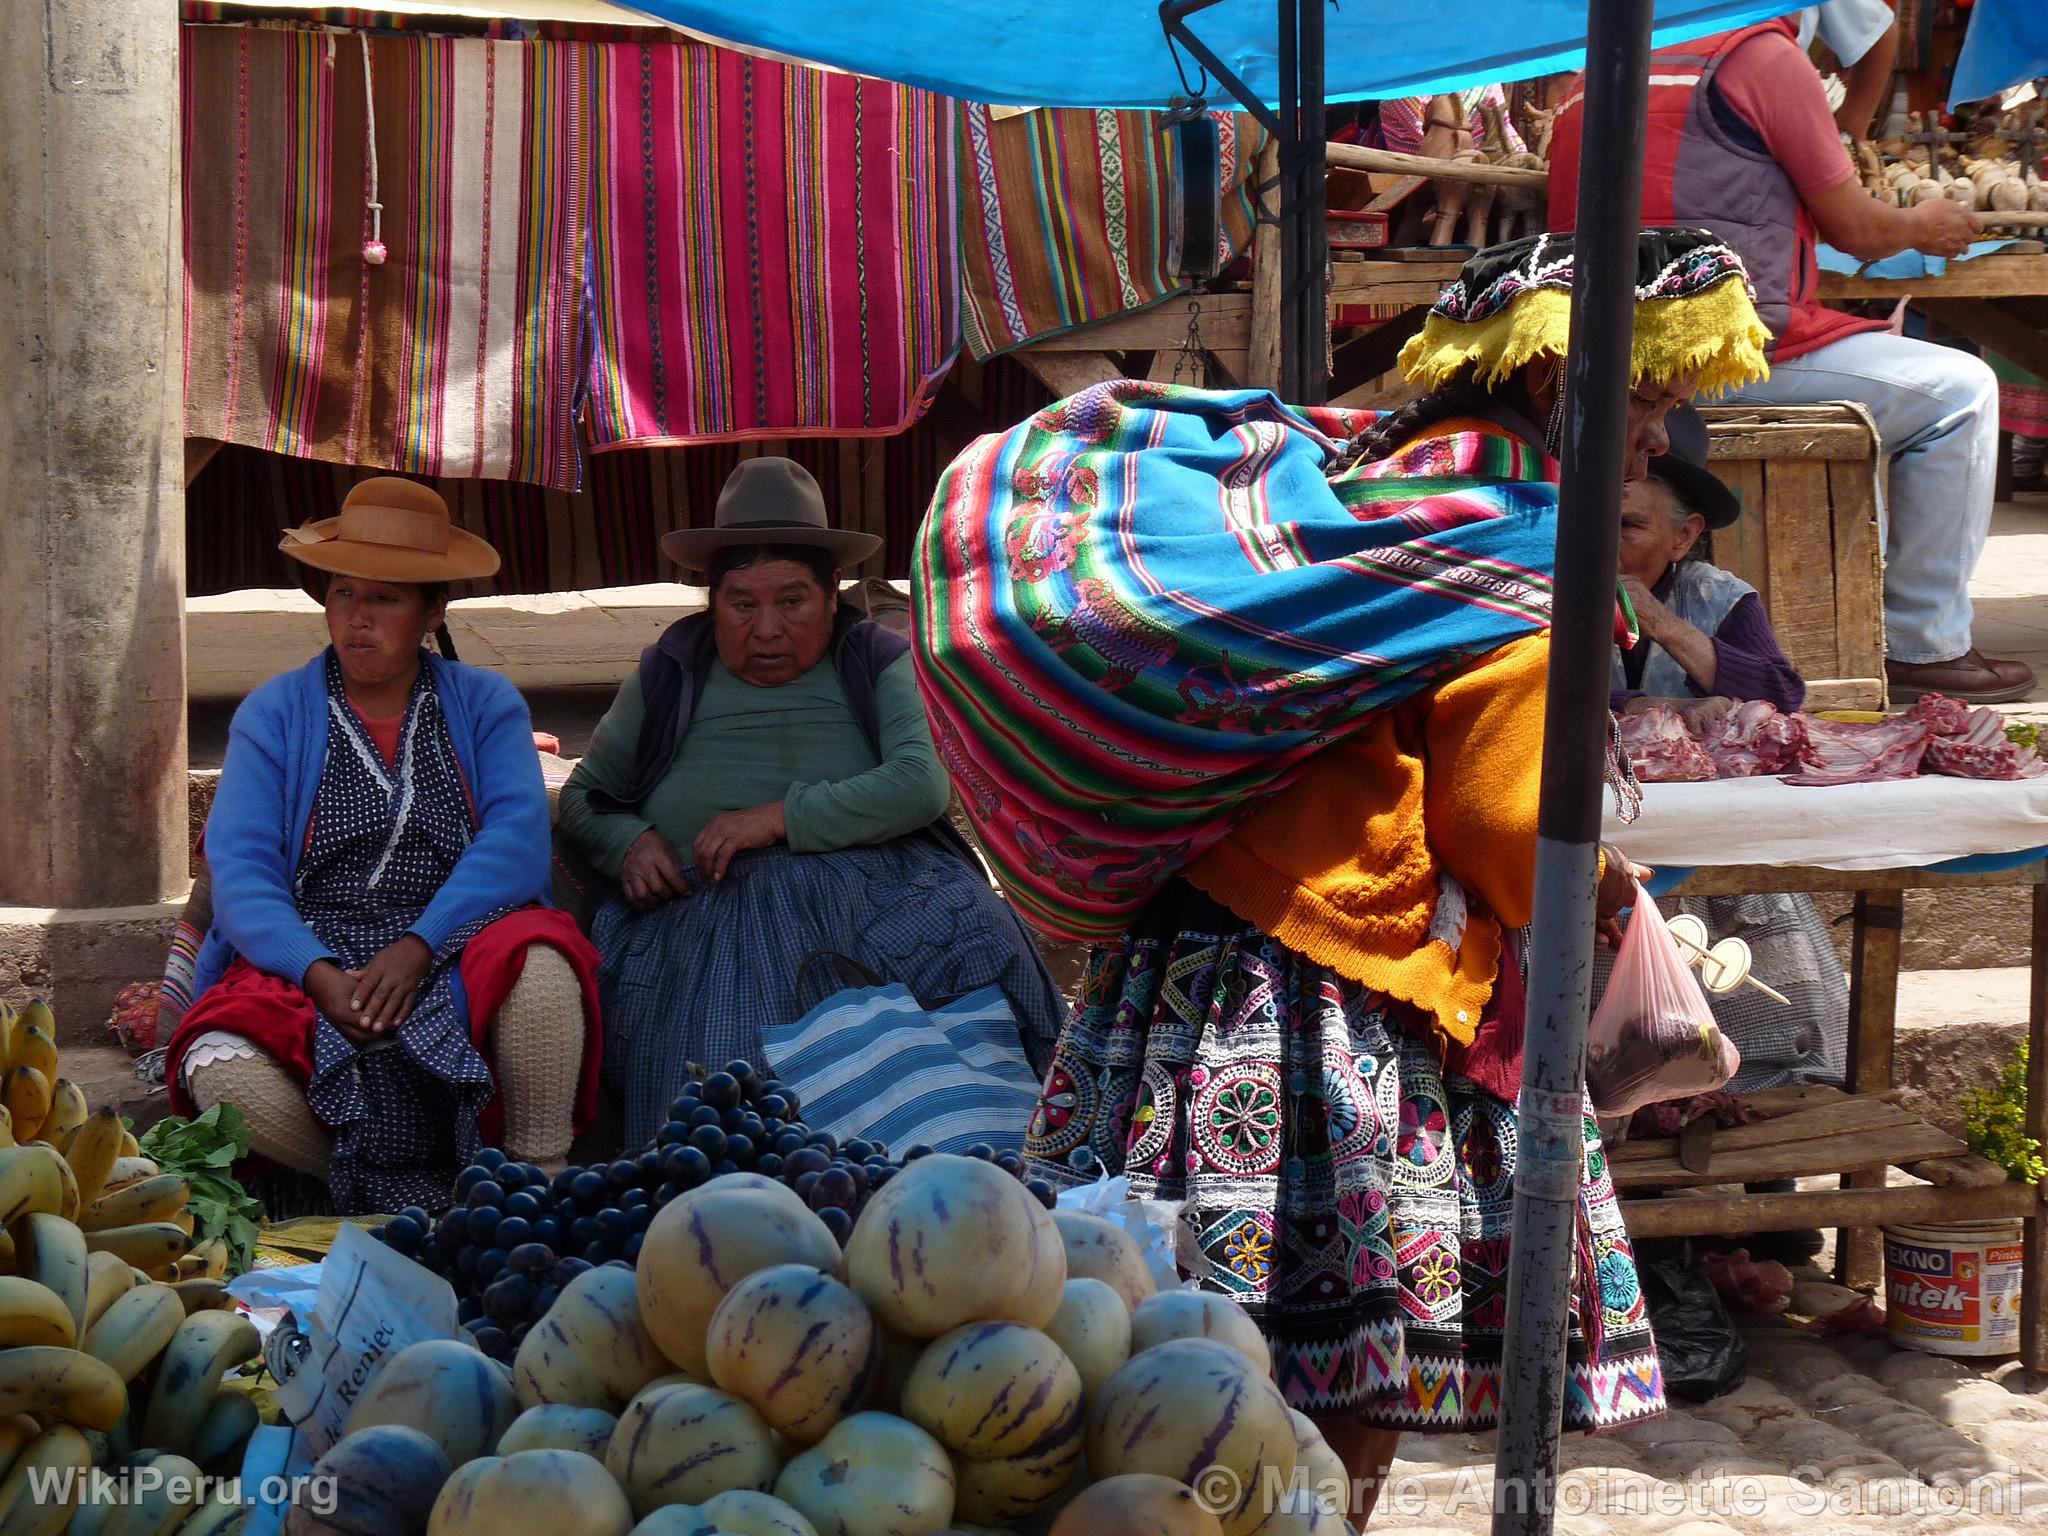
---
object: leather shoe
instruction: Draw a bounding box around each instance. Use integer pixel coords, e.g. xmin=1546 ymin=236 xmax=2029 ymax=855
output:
xmin=1885 ymin=648 xmax=2037 ymax=704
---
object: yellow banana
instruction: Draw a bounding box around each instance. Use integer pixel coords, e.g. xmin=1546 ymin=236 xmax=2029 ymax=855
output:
xmin=0 ymin=1000 xmax=14 ymax=1058
xmin=13 ymin=1213 xmax=87 ymax=1340
xmin=7 ymin=1028 xmax=57 ymax=1092
xmin=2 ymin=1072 xmax=51 ymax=1147
xmin=0 ymin=1145 xmax=68 ymax=1230
xmin=80 ymin=1176 xmax=188 ymax=1234
xmin=66 ymin=1109 xmax=124 ymax=1213
xmin=0 ymin=1422 xmax=93 ymax=1536
xmin=39 ymin=1083 xmax=86 ymax=1157
xmin=0 ymin=1231 xmax=13 ymax=1273
xmin=0 ymin=1416 xmax=39 ymax=1485
xmin=102 ymin=1158 xmax=158 ymax=1196
xmin=0 ymin=1276 xmax=76 ymax=1350
xmin=0 ymin=1348 xmax=125 ymax=1431
xmin=183 ymin=1240 xmax=227 ymax=1282
xmin=80 ymin=1225 xmax=190 ymax=1271
xmin=101 ymin=1450 xmax=204 ymax=1536
xmin=169 ymin=1486 xmax=247 ymax=1536
xmin=166 ymin=1280 xmax=232 ymax=1317
xmin=48 ymin=1152 xmax=79 ymax=1225
xmin=188 ymin=1391 xmax=258 ymax=1473
xmin=82 ymin=1251 xmax=135 ymax=1333
xmin=116 ymin=1131 xmax=139 ymax=1161
xmin=139 ymin=1311 xmax=260 ymax=1455
xmin=80 ymin=1285 xmax=185 ymax=1383
xmin=0 ymin=1108 xmax=15 ymax=1152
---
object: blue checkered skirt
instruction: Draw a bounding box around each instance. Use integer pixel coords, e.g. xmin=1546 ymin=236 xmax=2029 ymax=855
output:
xmin=593 ymin=835 xmax=1067 ymax=1148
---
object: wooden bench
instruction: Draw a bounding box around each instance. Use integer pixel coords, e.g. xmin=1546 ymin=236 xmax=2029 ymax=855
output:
xmin=1700 ymin=404 xmax=1887 ymax=713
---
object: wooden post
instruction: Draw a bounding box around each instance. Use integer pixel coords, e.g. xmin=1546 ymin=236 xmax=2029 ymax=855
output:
xmin=1838 ymin=890 xmax=1903 ymax=1289
xmin=1250 ymin=140 xmax=1282 ymax=393
xmin=2022 ymin=877 xmax=2048 ymax=1373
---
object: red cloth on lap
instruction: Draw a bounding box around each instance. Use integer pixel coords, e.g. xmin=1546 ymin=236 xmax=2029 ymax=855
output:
xmin=164 ymin=908 xmax=603 ymax=1149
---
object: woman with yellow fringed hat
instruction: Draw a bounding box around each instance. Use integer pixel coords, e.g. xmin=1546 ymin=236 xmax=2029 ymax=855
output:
xmin=163 ymin=478 xmax=603 ymax=1216
xmin=914 ymin=228 xmax=1772 ymax=1526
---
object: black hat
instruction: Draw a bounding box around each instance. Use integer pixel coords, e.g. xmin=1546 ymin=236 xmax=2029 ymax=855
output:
xmin=1647 ymin=403 xmax=1743 ymax=531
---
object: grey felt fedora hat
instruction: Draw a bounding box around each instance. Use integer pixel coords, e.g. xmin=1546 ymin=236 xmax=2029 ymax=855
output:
xmin=660 ymin=457 xmax=882 ymax=577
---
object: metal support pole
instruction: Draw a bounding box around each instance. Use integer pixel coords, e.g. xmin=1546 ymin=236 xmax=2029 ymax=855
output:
xmin=1277 ymin=0 xmax=1327 ymax=403
xmin=1490 ymin=1 xmax=1654 ymax=1532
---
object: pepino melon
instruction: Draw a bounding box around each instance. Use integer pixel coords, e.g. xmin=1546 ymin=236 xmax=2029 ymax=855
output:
xmin=696 ymin=1490 xmax=820 ymax=1536
xmin=706 ymin=1265 xmax=877 ymax=1446
xmin=901 ymin=1323 xmax=1081 ymax=1462
xmin=1086 ymin=1339 xmax=1296 ymax=1536
xmin=1287 ymin=1411 xmax=1350 ymax=1518
xmin=426 ymin=1450 xmax=633 ymax=1536
xmin=1127 ymin=1290 xmax=1272 ymax=1374
xmin=625 ymin=1512 xmax=714 ymax=1536
xmin=842 ymin=1155 xmax=1063 ymax=1338
xmin=344 ymin=1338 xmax=518 ymax=1466
xmin=774 ymin=1412 xmax=956 ymax=1536
xmin=638 ymin=1176 xmax=841 ymax=1378
xmin=513 ymin=1265 xmax=671 ymax=1413
xmin=1044 ymin=1278 xmax=1130 ymax=1401
xmin=949 ymin=1431 xmax=1085 ymax=1528
xmin=495 ymin=1404 xmax=618 ymax=1459
xmin=605 ymin=1382 xmax=781 ymax=1516
xmin=1049 ymin=1211 xmax=1155 ymax=1310
xmin=1048 ymin=1474 xmax=1225 ymax=1536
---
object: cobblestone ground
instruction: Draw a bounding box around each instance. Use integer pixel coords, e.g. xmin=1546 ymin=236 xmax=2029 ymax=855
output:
xmin=1369 ymin=1267 xmax=2048 ymax=1534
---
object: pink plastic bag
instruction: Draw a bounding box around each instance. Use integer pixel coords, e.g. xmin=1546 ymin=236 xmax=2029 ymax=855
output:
xmin=1586 ymin=882 xmax=1740 ymax=1116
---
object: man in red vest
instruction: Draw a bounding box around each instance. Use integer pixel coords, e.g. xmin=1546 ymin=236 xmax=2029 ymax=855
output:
xmin=1549 ymin=17 xmax=2033 ymax=703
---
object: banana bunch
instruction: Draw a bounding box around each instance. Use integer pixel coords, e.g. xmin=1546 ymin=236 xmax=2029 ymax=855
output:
xmin=0 ymin=1003 xmax=265 ymax=1535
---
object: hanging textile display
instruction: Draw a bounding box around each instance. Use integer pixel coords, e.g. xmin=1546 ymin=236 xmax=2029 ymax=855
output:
xmin=181 ymin=26 xmax=589 ymax=490
xmin=580 ymin=41 xmax=961 ymax=450
xmin=957 ymin=107 xmax=1269 ymax=360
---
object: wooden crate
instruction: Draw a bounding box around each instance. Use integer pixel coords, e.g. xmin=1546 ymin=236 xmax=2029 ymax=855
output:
xmin=1699 ymin=403 xmax=1887 ymax=712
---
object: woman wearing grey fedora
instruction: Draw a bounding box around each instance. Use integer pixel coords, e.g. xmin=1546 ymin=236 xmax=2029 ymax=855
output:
xmin=558 ymin=457 xmax=1066 ymax=1147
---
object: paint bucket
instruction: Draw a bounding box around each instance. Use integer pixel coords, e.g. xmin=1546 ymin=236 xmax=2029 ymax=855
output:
xmin=1882 ymin=1220 xmax=2025 ymax=1357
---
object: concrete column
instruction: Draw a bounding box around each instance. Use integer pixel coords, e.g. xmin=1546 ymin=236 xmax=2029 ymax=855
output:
xmin=0 ymin=0 xmax=187 ymax=913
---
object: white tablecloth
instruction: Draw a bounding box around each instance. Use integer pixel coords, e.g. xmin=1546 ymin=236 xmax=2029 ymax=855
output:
xmin=1601 ymin=774 xmax=2048 ymax=871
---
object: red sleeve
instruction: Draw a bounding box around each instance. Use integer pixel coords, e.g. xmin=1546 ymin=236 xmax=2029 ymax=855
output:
xmin=1711 ymin=32 xmax=1858 ymax=199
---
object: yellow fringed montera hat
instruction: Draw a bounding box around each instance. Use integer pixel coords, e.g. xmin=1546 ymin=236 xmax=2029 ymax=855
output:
xmin=1397 ymin=229 xmax=1772 ymax=399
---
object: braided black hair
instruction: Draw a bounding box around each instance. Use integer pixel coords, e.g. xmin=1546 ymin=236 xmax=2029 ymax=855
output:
xmin=1330 ymin=372 xmax=1545 ymax=472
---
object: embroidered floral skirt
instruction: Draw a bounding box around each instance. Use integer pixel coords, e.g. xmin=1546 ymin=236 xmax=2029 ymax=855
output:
xmin=1023 ymin=882 xmax=1665 ymax=1433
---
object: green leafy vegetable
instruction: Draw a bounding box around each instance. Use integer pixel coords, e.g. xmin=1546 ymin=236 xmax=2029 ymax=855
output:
xmin=139 ymin=1103 xmax=266 ymax=1274
xmin=2008 ymin=720 xmax=2040 ymax=751
xmin=1960 ymin=1041 xmax=2045 ymax=1185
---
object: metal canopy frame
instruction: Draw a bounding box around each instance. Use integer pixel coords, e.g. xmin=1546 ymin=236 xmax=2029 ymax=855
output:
xmin=1160 ymin=0 xmax=1327 ymax=403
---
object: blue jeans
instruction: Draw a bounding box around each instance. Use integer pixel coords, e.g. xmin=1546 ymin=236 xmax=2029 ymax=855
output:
xmin=1725 ymin=330 xmax=1998 ymax=665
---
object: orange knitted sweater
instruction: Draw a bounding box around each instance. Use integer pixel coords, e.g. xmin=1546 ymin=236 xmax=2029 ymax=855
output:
xmin=1183 ymin=631 xmax=1550 ymax=1048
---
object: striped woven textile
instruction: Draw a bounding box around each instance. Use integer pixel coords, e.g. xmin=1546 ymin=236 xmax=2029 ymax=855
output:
xmin=181 ymin=25 xmax=589 ymax=489
xmin=958 ymin=107 xmax=1268 ymax=360
xmin=582 ymin=43 xmax=960 ymax=450
xmin=912 ymin=382 xmax=1560 ymax=942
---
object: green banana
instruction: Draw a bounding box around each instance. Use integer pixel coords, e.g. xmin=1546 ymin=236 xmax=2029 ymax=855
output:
xmin=80 ymin=1286 xmax=185 ymax=1384
xmin=14 ymin=1211 xmax=88 ymax=1339
xmin=0 ymin=1348 xmax=125 ymax=1430
xmin=139 ymin=1312 xmax=260 ymax=1455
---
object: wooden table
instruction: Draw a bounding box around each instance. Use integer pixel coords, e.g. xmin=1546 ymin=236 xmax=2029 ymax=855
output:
xmin=1817 ymin=251 xmax=2048 ymax=382
xmin=1612 ymin=860 xmax=2048 ymax=1370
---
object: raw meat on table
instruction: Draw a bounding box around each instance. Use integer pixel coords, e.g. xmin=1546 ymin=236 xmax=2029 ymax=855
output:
xmin=1912 ymin=692 xmax=2047 ymax=780
xmin=1617 ymin=704 xmax=1717 ymax=782
xmin=1701 ymin=699 xmax=1813 ymax=778
xmin=1781 ymin=715 xmax=1932 ymax=786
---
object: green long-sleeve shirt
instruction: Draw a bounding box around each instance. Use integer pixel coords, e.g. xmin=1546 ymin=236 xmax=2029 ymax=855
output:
xmin=557 ymin=652 xmax=952 ymax=879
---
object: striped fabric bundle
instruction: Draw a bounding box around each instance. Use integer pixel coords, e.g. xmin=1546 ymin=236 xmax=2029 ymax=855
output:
xmin=912 ymin=382 xmax=1561 ymax=942
xmin=582 ymin=43 xmax=961 ymax=449
xmin=958 ymin=107 xmax=1268 ymax=359
xmin=181 ymin=25 xmax=589 ymax=489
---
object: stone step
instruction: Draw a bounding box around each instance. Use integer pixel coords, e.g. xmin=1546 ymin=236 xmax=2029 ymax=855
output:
xmin=1893 ymin=966 xmax=2031 ymax=1140
xmin=1814 ymin=885 xmax=2041 ymax=975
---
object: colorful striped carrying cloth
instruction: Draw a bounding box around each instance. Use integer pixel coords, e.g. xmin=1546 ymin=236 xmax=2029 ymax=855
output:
xmin=181 ymin=25 xmax=589 ymax=489
xmin=582 ymin=43 xmax=960 ymax=449
xmin=912 ymin=382 xmax=1560 ymax=942
xmin=959 ymin=108 xmax=1268 ymax=359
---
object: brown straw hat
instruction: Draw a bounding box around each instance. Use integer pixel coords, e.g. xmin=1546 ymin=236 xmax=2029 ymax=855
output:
xmin=660 ymin=457 xmax=881 ymax=578
xmin=279 ymin=477 xmax=501 ymax=582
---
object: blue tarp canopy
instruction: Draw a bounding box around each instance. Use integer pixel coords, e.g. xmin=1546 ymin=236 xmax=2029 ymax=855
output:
xmin=615 ymin=0 xmax=1802 ymax=109
xmin=1948 ymin=0 xmax=2048 ymax=111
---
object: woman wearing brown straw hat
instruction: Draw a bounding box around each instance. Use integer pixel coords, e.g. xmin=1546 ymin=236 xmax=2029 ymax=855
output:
xmin=557 ymin=456 xmax=1065 ymax=1150
xmin=162 ymin=478 xmax=603 ymax=1214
